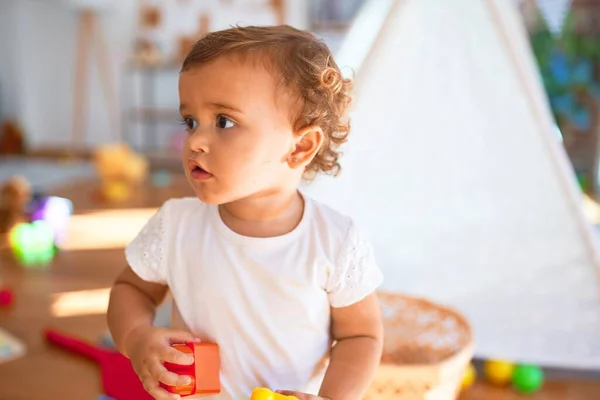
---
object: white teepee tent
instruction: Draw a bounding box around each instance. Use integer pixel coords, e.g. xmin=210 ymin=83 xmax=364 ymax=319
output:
xmin=305 ymin=0 xmax=600 ymax=369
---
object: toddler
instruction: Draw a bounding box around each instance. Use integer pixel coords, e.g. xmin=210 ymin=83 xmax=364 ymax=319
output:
xmin=107 ymin=25 xmax=384 ymax=400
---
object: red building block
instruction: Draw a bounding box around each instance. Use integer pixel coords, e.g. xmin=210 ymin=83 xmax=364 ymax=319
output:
xmin=161 ymin=342 xmax=220 ymax=397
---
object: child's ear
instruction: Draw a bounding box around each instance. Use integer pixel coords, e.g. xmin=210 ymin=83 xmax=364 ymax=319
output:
xmin=287 ymin=125 xmax=324 ymax=169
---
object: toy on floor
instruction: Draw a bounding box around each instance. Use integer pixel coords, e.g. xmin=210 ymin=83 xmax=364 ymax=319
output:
xmin=0 ymin=175 xmax=31 ymax=234
xmin=29 ymin=195 xmax=73 ymax=247
xmin=0 ymin=287 xmax=13 ymax=306
xmin=251 ymin=388 xmax=298 ymax=400
xmin=483 ymin=359 xmax=515 ymax=386
xmin=465 ymin=358 xmax=544 ymax=395
xmin=461 ymin=363 xmax=476 ymax=389
xmin=161 ymin=342 xmax=221 ymax=397
xmin=9 ymin=220 xmax=56 ymax=267
xmin=0 ymin=175 xmax=74 ymax=267
xmin=4 ymin=193 xmax=73 ymax=267
xmin=93 ymin=143 xmax=148 ymax=203
xmin=44 ymin=328 xmax=153 ymax=400
xmin=512 ymin=364 xmax=544 ymax=394
xmin=0 ymin=327 xmax=26 ymax=364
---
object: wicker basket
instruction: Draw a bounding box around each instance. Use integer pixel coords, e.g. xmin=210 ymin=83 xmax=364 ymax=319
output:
xmin=364 ymin=292 xmax=474 ymax=400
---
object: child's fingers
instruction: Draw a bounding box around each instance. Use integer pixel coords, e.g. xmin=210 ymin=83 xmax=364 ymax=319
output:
xmin=149 ymin=361 xmax=192 ymax=387
xmin=141 ymin=375 xmax=175 ymax=399
xmin=275 ymin=391 xmax=301 ymax=399
xmin=148 ymin=384 xmax=182 ymax=400
xmin=160 ymin=344 xmax=195 ymax=365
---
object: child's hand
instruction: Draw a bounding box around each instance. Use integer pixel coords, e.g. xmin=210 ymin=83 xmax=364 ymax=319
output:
xmin=275 ymin=390 xmax=331 ymax=400
xmin=125 ymin=326 xmax=200 ymax=400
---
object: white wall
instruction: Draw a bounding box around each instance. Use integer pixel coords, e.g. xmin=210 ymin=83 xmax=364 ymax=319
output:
xmin=0 ymin=0 xmax=19 ymax=119
xmin=0 ymin=0 xmax=137 ymax=148
xmin=0 ymin=0 xmax=310 ymax=150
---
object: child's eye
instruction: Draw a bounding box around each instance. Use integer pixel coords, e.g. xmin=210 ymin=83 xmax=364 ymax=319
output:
xmin=216 ymin=115 xmax=236 ymax=129
xmin=181 ymin=117 xmax=197 ymax=131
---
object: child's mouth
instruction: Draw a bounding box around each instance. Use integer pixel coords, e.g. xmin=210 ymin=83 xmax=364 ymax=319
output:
xmin=189 ymin=163 xmax=213 ymax=181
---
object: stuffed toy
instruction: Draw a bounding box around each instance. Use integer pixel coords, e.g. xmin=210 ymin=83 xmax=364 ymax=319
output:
xmin=0 ymin=176 xmax=31 ymax=233
xmin=93 ymin=143 xmax=148 ymax=202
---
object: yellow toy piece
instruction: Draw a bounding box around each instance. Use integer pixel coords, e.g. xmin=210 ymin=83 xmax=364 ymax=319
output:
xmin=102 ymin=181 xmax=131 ymax=203
xmin=251 ymin=388 xmax=298 ymax=400
xmin=461 ymin=363 xmax=476 ymax=390
xmin=484 ymin=359 xmax=515 ymax=386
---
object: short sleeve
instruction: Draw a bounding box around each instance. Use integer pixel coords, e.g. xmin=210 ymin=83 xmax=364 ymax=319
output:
xmin=326 ymin=223 xmax=384 ymax=308
xmin=124 ymin=202 xmax=169 ymax=284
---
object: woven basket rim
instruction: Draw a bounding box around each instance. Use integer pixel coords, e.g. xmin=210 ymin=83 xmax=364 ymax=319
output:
xmin=377 ymin=290 xmax=475 ymax=367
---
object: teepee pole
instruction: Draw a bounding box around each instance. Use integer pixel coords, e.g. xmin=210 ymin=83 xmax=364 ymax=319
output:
xmin=71 ymin=10 xmax=94 ymax=155
xmin=93 ymin=15 xmax=121 ymax=143
xmin=351 ymin=0 xmax=408 ymax=95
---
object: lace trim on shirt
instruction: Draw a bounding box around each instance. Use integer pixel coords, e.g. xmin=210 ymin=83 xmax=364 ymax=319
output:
xmin=125 ymin=204 xmax=167 ymax=283
xmin=328 ymin=223 xmax=383 ymax=307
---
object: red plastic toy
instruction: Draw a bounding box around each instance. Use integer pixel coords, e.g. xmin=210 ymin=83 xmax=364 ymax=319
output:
xmin=44 ymin=329 xmax=153 ymax=400
xmin=0 ymin=287 xmax=13 ymax=306
xmin=161 ymin=342 xmax=221 ymax=397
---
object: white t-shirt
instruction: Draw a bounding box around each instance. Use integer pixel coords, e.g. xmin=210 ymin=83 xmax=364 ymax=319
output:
xmin=125 ymin=193 xmax=383 ymax=399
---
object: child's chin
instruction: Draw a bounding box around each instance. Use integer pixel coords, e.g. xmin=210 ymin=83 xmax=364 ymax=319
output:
xmin=193 ymin=189 xmax=229 ymax=205
xmin=195 ymin=192 xmax=222 ymax=204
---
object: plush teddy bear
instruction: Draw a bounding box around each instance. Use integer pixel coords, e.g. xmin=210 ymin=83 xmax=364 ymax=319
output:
xmin=93 ymin=143 xmax=149 ymax=202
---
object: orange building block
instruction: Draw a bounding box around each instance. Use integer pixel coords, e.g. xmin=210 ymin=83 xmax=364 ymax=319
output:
xmin=161 ymin=342 xmax=220 ymax=397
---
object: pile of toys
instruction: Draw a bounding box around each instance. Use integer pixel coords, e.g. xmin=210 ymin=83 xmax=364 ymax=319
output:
xmin=0 ymin=175 xmax=73 ymax=267
xmin=462 ymin=359 xmax=545 ymax=394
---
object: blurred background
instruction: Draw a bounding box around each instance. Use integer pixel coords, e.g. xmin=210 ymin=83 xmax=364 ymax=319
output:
xmin=0 ymin=0 xmax=600 ymax=399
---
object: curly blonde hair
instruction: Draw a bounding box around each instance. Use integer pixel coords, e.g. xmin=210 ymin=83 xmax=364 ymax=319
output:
xmin=181 ymin=25 xmax=353 ymax=180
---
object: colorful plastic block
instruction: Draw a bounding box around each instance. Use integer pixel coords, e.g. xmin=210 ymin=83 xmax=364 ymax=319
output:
xmin=251 ymin=388 xmax=298 ymax=400
xmin=9 ymin=220 xmax=56 ymax=267
xmin=161 ymin=342 xmax=220 ymax=397
xmin=29 ymin=196 xmax=73 ymax=247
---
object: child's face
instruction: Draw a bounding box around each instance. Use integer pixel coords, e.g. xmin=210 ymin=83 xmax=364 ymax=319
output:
xmin=179 ymin=56 xmax=300 ymax=204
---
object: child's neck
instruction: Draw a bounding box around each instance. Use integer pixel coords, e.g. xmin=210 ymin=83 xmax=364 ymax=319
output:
xmin=218 ymin=189 xmax=304 ymax=238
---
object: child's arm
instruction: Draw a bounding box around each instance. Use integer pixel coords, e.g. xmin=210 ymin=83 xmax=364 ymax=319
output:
xmin=108 ymin=266 xmax=197 ymax=400
xmin=107 ymin=265 xmax=169 ymax=356
xmin=317 ymin=292 xmax=383 ymax=400
xmin=277 ymin=293 xmax=383 ymax=400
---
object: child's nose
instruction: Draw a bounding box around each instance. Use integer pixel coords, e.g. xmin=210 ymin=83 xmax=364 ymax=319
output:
xmin=188 ymin=130 xmax=209 ymax=154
